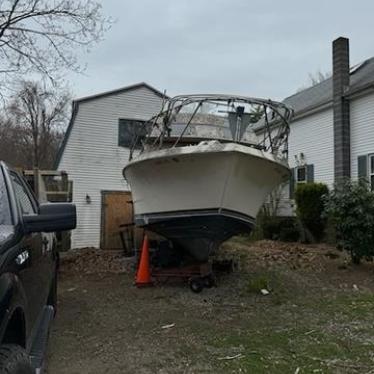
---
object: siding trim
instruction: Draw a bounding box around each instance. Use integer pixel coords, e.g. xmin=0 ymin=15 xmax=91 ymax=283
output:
xmin=346 ymin=85 xmax=374 ymax=101
xmin=292 ymin=101 xmax=332 ymax=121
xmin=55 ymin=101 xmax=79 ymax=169
xmin=77 ymin=82 xmax=167 ymax=103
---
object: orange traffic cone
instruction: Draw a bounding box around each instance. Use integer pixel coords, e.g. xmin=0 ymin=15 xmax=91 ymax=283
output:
xmin=135 ymin=235 xmax=153 ymax=287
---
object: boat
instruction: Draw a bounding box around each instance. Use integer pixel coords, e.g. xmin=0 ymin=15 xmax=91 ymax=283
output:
xmin=123 ymin=94 xmax=293 ymax=262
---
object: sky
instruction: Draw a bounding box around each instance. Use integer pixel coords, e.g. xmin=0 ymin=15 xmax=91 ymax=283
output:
xmin=67 ymin=0 xmax=374 ymax=101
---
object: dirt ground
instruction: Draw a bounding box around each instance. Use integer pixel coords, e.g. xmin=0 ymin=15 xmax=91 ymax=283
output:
xmin=46 ymin=240 xmax=374 ymax=373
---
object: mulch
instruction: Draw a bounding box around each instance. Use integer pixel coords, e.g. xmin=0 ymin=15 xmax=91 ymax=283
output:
xmin=59 ymin=248 xmax=135 ymax=275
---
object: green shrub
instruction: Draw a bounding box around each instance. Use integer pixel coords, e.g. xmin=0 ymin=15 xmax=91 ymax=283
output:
xmin=323 ymin=179 xmax=374 ymax=264
xmin=324 ymin=215 xmax=337 ymax=245
xmin=259 ymin=215 xmax=300 ymax=242
xmin=279 ymin=225 xmax=300 ymax=242
xmin=294 ymin=182 xmax=329 ymax=242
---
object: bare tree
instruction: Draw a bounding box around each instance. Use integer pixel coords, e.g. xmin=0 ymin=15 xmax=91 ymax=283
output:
xmin=307 ymin=70 xmax=331 ymax=86
xmin=297 ymin=70 xmax=332 ymax=92
xmin=0 ymin=0 xmax=111 ymax=90
xmin=0 ymin=116 xmax=23 ymax=165
xmin=6 ymin=80 xmax=70 ymax=168
xmin=262 ymin=182 xmax=287 ymax=217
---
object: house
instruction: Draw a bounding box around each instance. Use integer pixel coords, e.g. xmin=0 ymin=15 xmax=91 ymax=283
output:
xmin=279 ymin=37 xmax=374 ymax=215
xmin=56 ymin=82 xmax=165 ymax=249
xmin=57 ymin=37 xmax=374 ymax=248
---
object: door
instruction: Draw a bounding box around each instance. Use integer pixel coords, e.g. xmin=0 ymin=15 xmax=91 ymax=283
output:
xmin=9 ymin=172 xmax=51 ymax=331
xmin=101 ymin=191 xmax=135 ymax=250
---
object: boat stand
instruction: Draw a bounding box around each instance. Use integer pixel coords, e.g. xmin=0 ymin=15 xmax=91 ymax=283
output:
xmin=152 ymin=262 xmax=216 ymax=293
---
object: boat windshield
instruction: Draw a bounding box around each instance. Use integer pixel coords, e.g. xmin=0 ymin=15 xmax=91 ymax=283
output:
xmin=129 ymin=94 xmax=293 ymax=161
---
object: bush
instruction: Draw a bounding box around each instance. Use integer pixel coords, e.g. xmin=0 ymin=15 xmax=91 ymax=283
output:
xmin=323 ymin=179 xmax=374 ymax=264
xmin=259 ymin=215 xmax=300 ymax=242
xmin=294 ymin=183 xmax=329 ymax=242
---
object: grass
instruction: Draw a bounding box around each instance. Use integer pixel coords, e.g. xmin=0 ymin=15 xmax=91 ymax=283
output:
xmin=200 ymin=239 xmax=374 ymax=373
xmin=50 ymin=239 xmax=374 ymax=374
xmin=205 ymin=287 xmax=374 ymax=373
xmin=244 ymin=275 xmax=270 ymax=294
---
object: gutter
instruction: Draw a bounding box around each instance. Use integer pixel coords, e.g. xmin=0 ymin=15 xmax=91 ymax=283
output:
xmin=290 ymin=101 xmax=333 ymax=121
xmin=345 ymin=82 xmax=374 ymax=101
xmin=287 ymin=81 xmax=374 ymax=122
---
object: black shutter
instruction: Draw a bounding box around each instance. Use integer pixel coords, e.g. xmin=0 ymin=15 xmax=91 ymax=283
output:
xmin=358 ymin=155 xmax=368 ymax=180
xmin=307 ymin=164 xmax=314 ymax=183
xmin=289 ymin=168 xmax=295 ymax=198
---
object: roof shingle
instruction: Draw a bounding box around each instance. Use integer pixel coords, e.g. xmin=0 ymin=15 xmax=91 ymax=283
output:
xmin=283 ymin=57 xmax=374 ymax=117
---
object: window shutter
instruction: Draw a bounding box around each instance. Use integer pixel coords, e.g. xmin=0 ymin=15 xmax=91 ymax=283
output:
xmin=307 ymin=164 xmax=314 ymax=183
xmin=289 ymin=168 xmax=295 ymax=198
xmin=358 ymin=155 xmax=368 ymax=180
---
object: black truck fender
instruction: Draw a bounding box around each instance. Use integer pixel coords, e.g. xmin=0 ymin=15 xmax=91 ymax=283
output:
xmin=0 ymin=272 xmax=28 ymax=347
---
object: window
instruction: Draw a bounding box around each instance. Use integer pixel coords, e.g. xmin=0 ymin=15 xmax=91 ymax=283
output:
xmin=289 ymin=164 xmax=314 ymax=199
xmin=359 ymin=154 xmax=374 ymax=190
xmin=0 ymin=169 xmax=11 ymax=225
xmin=10 ymin=173 xmax=36 ymax=216
xmin=296 ymin=166 xmax=307 ymax=184
xmin=370 ymin=154 xmax=374 ymax=191
xmin=118 ymin=119 xmax=148 ymax=148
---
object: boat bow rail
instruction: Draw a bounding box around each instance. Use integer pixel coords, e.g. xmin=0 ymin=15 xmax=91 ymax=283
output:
xmin=129 ymin=94 xmax=293 ymax=162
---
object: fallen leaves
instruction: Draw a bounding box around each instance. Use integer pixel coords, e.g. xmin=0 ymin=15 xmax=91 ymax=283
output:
xmin=60 ymin=248 xmax=134 ymax=275
xmin=221 ymin=239 xmax=343 ymax=272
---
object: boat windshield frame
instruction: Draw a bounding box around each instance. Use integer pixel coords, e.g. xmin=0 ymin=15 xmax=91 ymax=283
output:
xmin=129 ymin=94 xmax=293 ymax=161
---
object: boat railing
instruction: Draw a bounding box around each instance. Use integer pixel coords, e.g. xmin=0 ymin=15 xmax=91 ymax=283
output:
xmin=129 ymin=94 xmax=293 ymax=161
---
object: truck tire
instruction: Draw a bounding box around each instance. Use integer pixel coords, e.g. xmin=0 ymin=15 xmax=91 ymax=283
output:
xmin=0 ymin=345 xmax=33 ymax=374
xmin=189 ymin=278 xmax=204 ymax=293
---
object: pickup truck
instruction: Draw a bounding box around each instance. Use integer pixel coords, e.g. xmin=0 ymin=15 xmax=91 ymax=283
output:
xmin=0 ymin=161 xmax=76 ymax=373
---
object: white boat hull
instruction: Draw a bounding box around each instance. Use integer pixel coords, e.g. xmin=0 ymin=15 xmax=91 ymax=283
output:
xmin=124 ymin=141 xmax=289 ymax=261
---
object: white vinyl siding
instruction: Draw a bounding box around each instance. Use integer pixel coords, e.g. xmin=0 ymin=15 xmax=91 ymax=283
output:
xmin=276 ymin=108 xmax=334 ymax=216
xmin=288 ymin=108 xmax=334 ymax=186
xmin=350 ymin=92 xmax=374 ymax=180
xmin=58 ymin=86 xmax=163 ymax=248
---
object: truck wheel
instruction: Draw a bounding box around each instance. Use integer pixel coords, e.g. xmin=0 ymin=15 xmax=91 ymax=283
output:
xmin=189 ymin=278 xmax=203 ymax=293
xmin=203 ymin=275 xmax=215 ymax=288
xmin=0 ymin=344 xmax=33 ymax=374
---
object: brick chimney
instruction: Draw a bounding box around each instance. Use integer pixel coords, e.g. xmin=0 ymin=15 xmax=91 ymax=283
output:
xmin=333 ymin=37 xmax=350 ymax=180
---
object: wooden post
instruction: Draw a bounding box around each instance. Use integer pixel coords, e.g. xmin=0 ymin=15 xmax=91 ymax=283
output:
xmin=61 ymin=171 xmax=69 ymax=202
xmin=33 ymin=168 xmax=39 ymax=200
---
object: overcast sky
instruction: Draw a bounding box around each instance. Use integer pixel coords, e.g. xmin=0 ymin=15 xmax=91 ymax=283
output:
xmin=68 ymin=0 xmax=374 ymax=101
